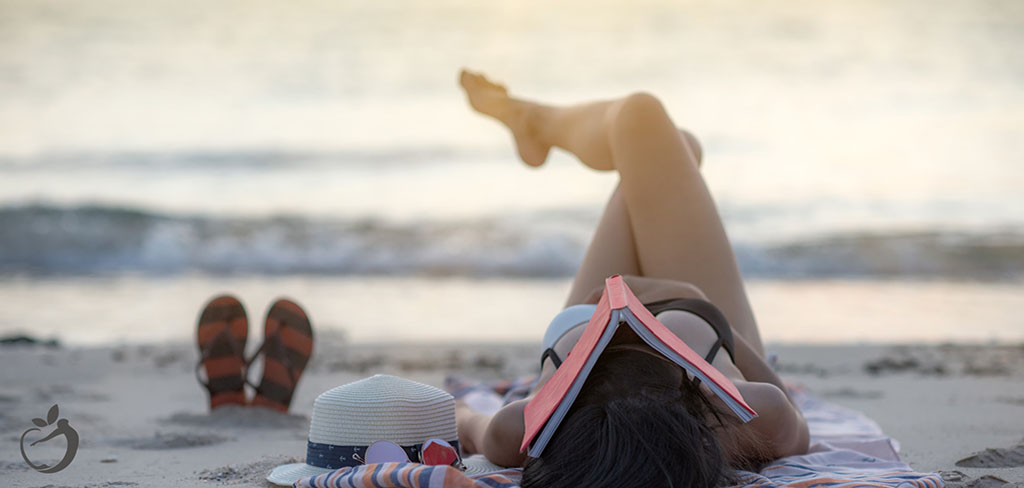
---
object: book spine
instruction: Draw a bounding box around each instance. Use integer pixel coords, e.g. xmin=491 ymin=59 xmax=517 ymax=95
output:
xmin=527 ymin=310 xmax=623 ymax=457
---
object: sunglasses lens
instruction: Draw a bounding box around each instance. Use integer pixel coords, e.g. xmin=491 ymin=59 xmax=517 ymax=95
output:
xmin=420 ymin=439 xmax=459 ymax=466
xmin=365 ymin=441 xmax=410 ymax=464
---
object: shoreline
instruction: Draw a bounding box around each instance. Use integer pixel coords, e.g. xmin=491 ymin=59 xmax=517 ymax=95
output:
xmin=1 ymin=340 xmax=1022 ymax=487
xmin=3 ymin=276 xmax=1024 ymax=348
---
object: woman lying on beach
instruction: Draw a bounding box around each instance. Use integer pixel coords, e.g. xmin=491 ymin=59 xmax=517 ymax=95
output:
xmin=455 ymin=70 xmax=810 ymax=487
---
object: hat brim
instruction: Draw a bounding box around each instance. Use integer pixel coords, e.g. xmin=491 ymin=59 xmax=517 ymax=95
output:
xmin=266 ymin=462 xmax=333 ymax=487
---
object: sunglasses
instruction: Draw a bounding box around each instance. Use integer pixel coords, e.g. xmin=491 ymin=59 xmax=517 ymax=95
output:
xmin=353 ymin=438 xmax=465 ymax=470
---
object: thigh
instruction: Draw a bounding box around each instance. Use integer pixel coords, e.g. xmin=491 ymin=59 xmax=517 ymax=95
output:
xmin=607 ymin=94 xmax=766 ymax=355
xmin=564 ymin=185 xmax=640 ymax=306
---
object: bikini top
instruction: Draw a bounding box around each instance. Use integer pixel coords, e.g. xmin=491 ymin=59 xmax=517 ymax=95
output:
xmin=540 ymin=298 xmax=737 ymax=370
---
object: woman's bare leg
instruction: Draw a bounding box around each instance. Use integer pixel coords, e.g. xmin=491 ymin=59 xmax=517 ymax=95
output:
xmin=562 ymin=185 xmax=641 ymax=305
xmin=459 ymin=70 xmax=700 ymax=306
xmin=460 ymin=71 xmax=702 ymax=171
xmin=461 ymin=70 xmax=765 ymax=355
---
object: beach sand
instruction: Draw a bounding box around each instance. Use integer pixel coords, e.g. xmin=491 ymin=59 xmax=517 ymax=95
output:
xmin=1 ymin=339 xmax=1022 ymax=487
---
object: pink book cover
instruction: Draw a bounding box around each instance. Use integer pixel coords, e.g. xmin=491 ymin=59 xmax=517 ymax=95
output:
xmin=521 ymin=275 xmax=757 ymax=454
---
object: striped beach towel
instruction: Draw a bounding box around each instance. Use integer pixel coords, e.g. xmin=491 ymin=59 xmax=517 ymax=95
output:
xmin=730 ymin=387 xmax=943 ymax=488
xmin=293 ymin=379 xmax=943 ymax=488
xmin=295 ymin=463 xmax=521 ymax=488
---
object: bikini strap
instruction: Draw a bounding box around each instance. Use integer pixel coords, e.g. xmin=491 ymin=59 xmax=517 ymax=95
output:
xmin=643 ymin=298 xmax=735 ymax=389
xmin=643 ymin=298 xmax=736 ymax=363
xmin=703 ymin=338 xmax=725 ymax=364
xmin=692 ymin=338 xmax=728 ymax=388
xmin=540 ymin=347 xmax=563 ymax=369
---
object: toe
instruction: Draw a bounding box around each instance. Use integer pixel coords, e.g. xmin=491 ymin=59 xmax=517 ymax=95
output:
xmin=459 ymin=69 xmax=474 ymax=89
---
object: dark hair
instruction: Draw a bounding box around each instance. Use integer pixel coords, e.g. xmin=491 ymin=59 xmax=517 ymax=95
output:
xmin=521 ymin=335 xmax=736 ymax=488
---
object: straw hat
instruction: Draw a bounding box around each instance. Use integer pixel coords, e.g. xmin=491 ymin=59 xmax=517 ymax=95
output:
xmin=267 ymin=375 xmax=507 ymax=485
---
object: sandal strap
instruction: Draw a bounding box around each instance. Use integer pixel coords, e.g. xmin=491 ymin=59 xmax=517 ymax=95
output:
xmin=195 ymin=326 xmax=246 ymax=393
xmin=245 ymin=329 xmax=300 ymax=392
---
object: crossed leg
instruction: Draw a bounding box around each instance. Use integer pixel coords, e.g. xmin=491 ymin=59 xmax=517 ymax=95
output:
xmin=460 ymin=70 xmax=764 ymax=356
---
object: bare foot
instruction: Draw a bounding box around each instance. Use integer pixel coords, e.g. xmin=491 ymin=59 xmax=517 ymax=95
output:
xmin=459 ymin=69 xmax=551 ymax=167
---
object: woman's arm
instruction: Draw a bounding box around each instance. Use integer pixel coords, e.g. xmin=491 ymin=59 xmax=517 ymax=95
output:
xmin=731 ymin=380 xmax=809 ymax=459
xmin=456 ymin=399 xmax=529 ymax=467
xmin=730 ymin=332 xmax=789 ymax=397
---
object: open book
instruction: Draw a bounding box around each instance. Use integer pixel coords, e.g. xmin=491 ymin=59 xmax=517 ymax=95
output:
xmin=521 ymin=275 xmax=758 ymax=457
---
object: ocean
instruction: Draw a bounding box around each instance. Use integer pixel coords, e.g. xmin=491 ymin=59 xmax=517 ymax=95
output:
xmin=1 ymin=0 xmax=1022 ymax=345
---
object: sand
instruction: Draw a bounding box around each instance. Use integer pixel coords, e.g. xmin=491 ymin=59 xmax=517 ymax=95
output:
xmin=1 ymin=339 xmax=1022 ymax=487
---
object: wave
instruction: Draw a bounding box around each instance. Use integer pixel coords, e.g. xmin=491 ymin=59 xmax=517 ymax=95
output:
xmin=1 ymin=204 xmax=1022 ymax=280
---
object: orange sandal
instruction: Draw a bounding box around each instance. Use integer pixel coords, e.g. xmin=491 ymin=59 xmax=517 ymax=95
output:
xmin=195 ymin=295 xmax=249 ymax=409
xmin=247 ymin=298 xmax=313 ymax=412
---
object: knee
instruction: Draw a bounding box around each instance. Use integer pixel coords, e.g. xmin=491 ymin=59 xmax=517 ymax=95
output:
xmin=622 ymin=92 xmax=665 ymax=114
xmin=609 ymin=92 xmax=670 ymax=132
xmin=680 ymin=129 xmax=703 ymax=164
